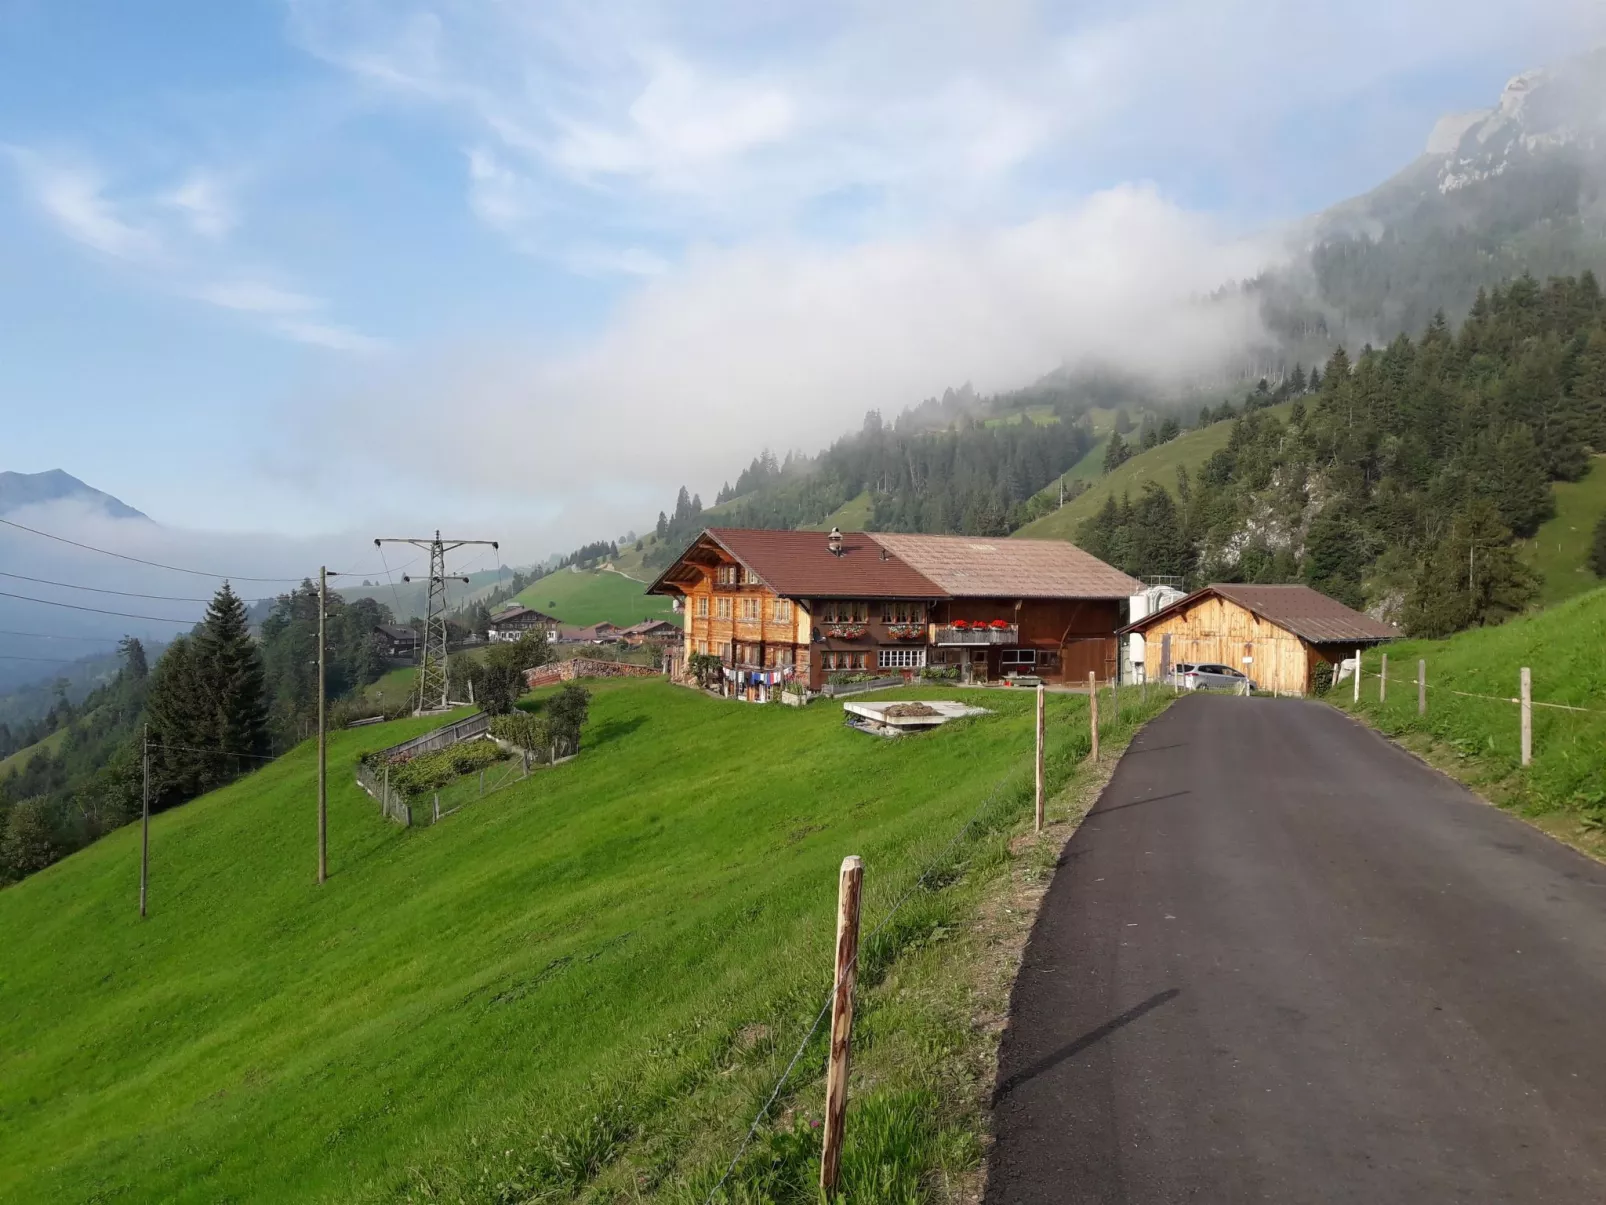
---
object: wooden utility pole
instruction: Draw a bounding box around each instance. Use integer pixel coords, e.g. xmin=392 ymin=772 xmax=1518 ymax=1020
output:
xmin=1418 ymin=660 xmax=1426 ymax=716
xmin=821 ymin=855 xmax=864 ymax=1199
xmin=1034 ymin=684 xmax=1045 ymax=833
xmin=1520 ymin=667 xmax=1532 ymax=767
xmin=139 ymin=723 xmax=150 ymax=917
xmin=1353 ymin=647 xmax=1361 ymax=703
xmin=317 ymin=566 xmax=328 ymax=885
xmin=1380 ymin=652 xmax=1388 ymax=703
xmin=1088 ymin=671 xmax=1100 ymax=761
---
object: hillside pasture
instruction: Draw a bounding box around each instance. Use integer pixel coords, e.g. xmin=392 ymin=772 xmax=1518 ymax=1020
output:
xmin=0 ymin=677 xmax=1134 ymax=1203
xmin=1014 ymin=402 xmax=1297 ymax=541
xmin=514 ymin=567 xmax=679 ymax=629
xmin=1520 ymin=455 xmax=1606 ymax=606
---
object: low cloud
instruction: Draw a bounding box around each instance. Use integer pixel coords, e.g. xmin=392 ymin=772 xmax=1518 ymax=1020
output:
xmin=299 ymin=182 xmax=1273 ymax=534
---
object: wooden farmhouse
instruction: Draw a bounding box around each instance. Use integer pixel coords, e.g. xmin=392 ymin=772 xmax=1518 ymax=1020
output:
xmin=647 ymin=527 xmax=1141 ymax=697
xmin=1121 ymin=583 xmax=1400 ymax=695
xmin=486 ymin=605 xmax=562 ymax=643
xmin=373 ymin=623 xmax=420 ymax=659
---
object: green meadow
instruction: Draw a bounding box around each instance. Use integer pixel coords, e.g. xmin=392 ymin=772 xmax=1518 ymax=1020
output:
xmin=514 ymin=568 xmax=679 ymax=629
xmin=0 ymin=677 xmax=1142 ymax=1203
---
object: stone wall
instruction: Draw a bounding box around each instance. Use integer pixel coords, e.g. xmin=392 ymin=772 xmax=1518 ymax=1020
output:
xmin=524 ymin=658 xmax=663 ymax=689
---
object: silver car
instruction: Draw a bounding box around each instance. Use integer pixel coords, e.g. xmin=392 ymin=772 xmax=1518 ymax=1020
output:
xmin=1169 ymin=662 xmax=1258 ymax=692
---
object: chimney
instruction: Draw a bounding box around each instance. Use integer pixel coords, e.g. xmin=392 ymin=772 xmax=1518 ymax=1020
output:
xmin=828 ymin=526 xmax=844 ymax=557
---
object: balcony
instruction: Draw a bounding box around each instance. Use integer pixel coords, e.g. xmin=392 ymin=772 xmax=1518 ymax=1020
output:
xmin=934 ymin=623 xmax=1018 ymax=646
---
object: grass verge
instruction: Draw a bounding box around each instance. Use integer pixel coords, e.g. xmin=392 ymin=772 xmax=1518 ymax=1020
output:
xmin=1329 ymin=587 xmax=1606 ymax=863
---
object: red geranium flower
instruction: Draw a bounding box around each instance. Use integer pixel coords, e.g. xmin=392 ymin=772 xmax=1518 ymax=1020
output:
xmin=989 ymin=618 xmax=1009 ymax=629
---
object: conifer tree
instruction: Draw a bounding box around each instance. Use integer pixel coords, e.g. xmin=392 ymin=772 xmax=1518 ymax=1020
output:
xmin=195 ymin=583 xmax=270 ymax=783
xmin=1591 ymin=513 xmax=1606 ymax=579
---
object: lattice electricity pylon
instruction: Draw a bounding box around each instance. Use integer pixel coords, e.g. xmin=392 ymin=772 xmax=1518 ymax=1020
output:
xmin=374 ymin=531 xmax=499 ymax=713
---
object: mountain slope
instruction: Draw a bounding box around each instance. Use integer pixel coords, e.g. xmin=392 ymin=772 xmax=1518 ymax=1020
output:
xmin=0 ymin=470 xmax=147 ymax=520
xmin=1014 ymin=402 xmax=1297 ymax=542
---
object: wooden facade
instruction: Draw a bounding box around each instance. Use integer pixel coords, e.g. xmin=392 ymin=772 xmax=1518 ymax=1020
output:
xmin=650 ymin=529 xmax=1140 ymax=695
xmin=1126 ymin=587 xmax=1398 ymax=696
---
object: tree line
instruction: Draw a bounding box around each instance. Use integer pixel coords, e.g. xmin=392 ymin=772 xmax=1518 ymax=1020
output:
xmin=0 ymin=581 xmax=403 ymax=884
xmin=1078 ymin=272 xmax=1606 ymax=636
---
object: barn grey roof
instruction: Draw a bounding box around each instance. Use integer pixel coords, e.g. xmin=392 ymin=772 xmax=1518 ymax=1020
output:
xmin=869 ymin=532 xmax=1142 ymax=600
xmin=1123 ymin=583 xmax=1401 ymax=643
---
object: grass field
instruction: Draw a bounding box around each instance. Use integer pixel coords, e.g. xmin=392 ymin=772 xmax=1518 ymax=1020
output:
xmin=1335 ymin=587 xmax=1606 ymax=830
xmin=1015 ymin=402 xmax=1296 ymax=541
xmin=1520 ymin=455 xmax=1606 ymax=606
xmin=0 ymin=705 xmax=102 ymax=777
xmin=0 ymin=676 xmax=1159 ymax=1203
xmin=801 ymin=490 xmax=874 ymax=532
xmin=514 ymin=567 xmax=679 ymax=629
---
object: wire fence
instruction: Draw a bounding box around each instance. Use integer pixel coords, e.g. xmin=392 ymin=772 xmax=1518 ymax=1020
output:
xmin=701 ymin=684 xmax=1168 ymax=1203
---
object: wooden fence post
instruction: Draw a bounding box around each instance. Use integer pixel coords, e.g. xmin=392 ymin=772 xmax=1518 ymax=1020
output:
xmin=1035 ymin=684 xmax=1045 ymax=833
xmin=820 ymin=855 xmax=864 ymax=1199
xmin=1418 ymin=660 xmax=1426 ymax=716
xmin=1520 ymin=667 xmax=1532 ymax=767
xmin=139 ymin=724 xmax=149 ymax=918
xmin=1088 ymin=671 xmax=1099 ymax=762
xmin=433 ymin=793 xmax=441 ymax=823
xmin=479 ymin=769 xmax=485 ymax=797
xmin=1353 ymin=647 xmax=1361 ymax=703
xmin=1380 ymin=652 xmax=1387 ymax=703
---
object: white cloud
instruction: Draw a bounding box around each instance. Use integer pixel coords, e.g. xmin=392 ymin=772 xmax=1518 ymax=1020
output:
xmin=6 ymin=147 xmax=160 ymax=260
xmin=303 ymin=183 xmax=1273 ymax=522
xmin=195 ymin=279 xmax=322 ymax=314
xmin=163 ymin=170 xmax=237 ymax=239
xmin=273 ymin=318 xmax=390 ymax=352
xmin=7 ymin=146 xmax=384 ymax=353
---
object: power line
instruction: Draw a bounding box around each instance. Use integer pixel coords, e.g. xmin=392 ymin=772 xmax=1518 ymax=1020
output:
xmin=0 ymin=569 xmax=272 ymax=604
xmin=0 ymin=589 xmax=202 ymax=625
xmin=0 ymin=653 xmax=80 ymax=663
xmin=0 ymin=515 xmax=306 ymax=583
xmin=0 ymin=628 xmax=123 ymax=643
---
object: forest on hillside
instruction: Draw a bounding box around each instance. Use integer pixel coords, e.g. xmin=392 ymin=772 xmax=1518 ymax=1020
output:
xmin=0 ymin=585 xmax=400 ymax=884
xmin=1079 ymin=273 xmax=1606 ymax=636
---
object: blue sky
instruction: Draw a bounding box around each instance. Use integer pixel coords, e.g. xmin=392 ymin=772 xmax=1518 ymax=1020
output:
xmin=3 ymin=0 xmax=1604 ymax=562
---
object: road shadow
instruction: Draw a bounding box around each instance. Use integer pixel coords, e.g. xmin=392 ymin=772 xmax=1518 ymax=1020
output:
xmin=993 ymin=988 xmax=1182 ymax=1105
xmin=1092 ymin=789 xmax=1191 ymax=816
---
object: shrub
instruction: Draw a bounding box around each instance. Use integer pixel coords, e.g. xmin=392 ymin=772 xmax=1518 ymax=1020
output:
xmin=1312 ymin=659 xmax=1334 ymax=696
xmin=385 ymin=740 xmax=506 ymax=797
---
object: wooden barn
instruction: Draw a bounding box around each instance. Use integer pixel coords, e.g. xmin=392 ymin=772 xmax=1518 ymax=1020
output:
xmin=1120 ymin=583 xmax=1400 ymax=696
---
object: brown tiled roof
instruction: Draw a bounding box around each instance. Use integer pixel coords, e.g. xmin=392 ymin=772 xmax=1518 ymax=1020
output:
xmin=1123 ymin=583 xmax=1401 ymax=643
xmin=870 ymin=532 xmax=1142 ymax=599
xmin=703 ymin=528 xmax=946 ymax=599
xmin=489 ymin=605 xmax=559 ymax=624
xmin=619 ymin=619 xmax=680 ymax=636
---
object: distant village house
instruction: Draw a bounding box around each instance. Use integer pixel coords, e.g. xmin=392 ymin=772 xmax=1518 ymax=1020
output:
xmin=487 ymin=604 xmax=562 ymax=644
xmin=373 ymin=623 xmax=420 ymax=660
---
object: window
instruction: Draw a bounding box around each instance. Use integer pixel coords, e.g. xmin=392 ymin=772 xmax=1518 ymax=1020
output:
xmin=696 ymin=596 xmax=709 ymax=618
xmin=768 ymin=646 xmax=795 ymax=667
xmin=740 ymin=597 xmax=762 ymax=621
xmin=880 ymin=601 xmax=923 ymax=624
xmin=820 ymin=600 xmax=868 ymax=624
xmin=716 ymin=565 xmax=739 ymax=586
xmin=822 ymin=651 xmax=869 ymax=671
xmin=1001 ymin=649 xmax=1037 ymax=667
xmin=878 ymin=647 xmax=926 ymax=669
xmin=774 ymin=599 xmax=792 ymax=623
xmin=716 ymin=597 xmax=732 ymax=619
xmin=697 ymin=640 xmax=709 ymax=656
xmin=743 ymin=567 xmax=761 ymax=585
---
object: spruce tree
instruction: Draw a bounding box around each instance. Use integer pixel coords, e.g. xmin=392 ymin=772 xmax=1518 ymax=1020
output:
xmin=195 ymin=583 xmax=270 ymax=781
xmin=1591 ymin=513 xmax=1606 ymax=579
xmin=1102 ymin=432 xmax=1131 ymax=473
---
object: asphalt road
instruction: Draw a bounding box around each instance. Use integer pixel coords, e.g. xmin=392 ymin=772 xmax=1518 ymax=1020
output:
xmin=988 ymin=694 xmax=1606 ymax=1204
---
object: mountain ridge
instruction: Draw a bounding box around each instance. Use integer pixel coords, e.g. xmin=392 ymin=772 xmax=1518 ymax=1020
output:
xmin=0 ymin=470 xmax=147 ymax=521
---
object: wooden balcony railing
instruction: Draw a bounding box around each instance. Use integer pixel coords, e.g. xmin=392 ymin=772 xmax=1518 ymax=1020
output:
xmin=934 ymin=624 xmax=1018 ymax=645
